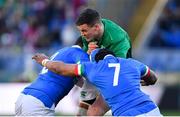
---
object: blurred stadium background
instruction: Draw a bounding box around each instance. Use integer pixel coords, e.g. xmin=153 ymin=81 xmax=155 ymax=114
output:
xmin=0 ymin=0 xmax=180 ymax=116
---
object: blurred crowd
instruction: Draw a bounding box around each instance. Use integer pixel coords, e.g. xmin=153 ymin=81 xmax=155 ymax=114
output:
xmin=149 ymin=0 xmax=180 ymax=48
xmin=1 ymin=0 xmax=179 ymax=82
xmin=0 ymin=0 xmax=87 ymax=82
xmin=0 ymin=0 xmax=87 ymax=51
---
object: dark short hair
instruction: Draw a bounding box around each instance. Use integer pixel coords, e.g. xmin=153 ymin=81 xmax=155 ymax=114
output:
xmin=76 ymin=8 xmax=100 ymax=26
xmin=95 ymin=49 xmax=115 ymax=62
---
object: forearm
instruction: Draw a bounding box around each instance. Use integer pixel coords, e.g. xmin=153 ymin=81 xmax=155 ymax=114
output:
xmin=32 ymin=53 xmax=79 ymax=77
xmin=44 ymin=60 xmax=77 ymax=77
xmin=141 ymin=69 xmax=157 ymax=85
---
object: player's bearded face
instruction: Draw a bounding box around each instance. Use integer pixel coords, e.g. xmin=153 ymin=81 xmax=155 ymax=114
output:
xmin=77 ymin=24 xmax=99 ymax=42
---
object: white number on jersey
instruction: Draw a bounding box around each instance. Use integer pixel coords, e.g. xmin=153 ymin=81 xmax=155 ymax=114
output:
xmin=41 ymin=67 xmax=48 ymax=74
xmin=108 ymin=63 xmax=120 ymax=86
xmin=40 ymin=52 xmax=59 ymax=74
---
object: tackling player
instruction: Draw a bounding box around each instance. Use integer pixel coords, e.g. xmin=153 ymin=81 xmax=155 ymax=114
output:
xmin=32 ymin=48 xmax=162 ymax=116
xmin=15 ymin=45 xmax=89 ymax=116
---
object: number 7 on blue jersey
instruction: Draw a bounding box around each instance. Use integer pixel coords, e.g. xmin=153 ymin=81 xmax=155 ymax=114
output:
xmin=108 ymin=63 xmax=120 ymax=86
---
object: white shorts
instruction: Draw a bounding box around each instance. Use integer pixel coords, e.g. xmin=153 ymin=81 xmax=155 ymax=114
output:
xmin=80 ymin=79 xmax=99 ymax=101
xmin=136 ymin=107 xmax=162 ymax=117
xmin=15 ymin=93 xmax=55 ymax=116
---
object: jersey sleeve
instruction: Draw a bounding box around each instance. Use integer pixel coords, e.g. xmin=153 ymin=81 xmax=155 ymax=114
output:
xmin=130 ymin=59 xmax=150 ymax=78
xmin=74 ymin=62 xmax=97 ymax=80
xmin=140 ymin=65 xmax=150 ymax=78
xmin=138 ymin=62 xmax=150 ymax=78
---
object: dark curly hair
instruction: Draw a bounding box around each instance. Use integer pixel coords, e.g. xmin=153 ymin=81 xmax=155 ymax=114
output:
xmin=95 ymin=49 xmax=115 ymax=62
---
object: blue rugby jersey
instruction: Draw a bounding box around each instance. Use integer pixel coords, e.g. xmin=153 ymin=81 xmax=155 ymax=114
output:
xmin=77 ymin=55 xmax=157 ymax=116
xmin=22 ymin=46 xmax=89 ymax=108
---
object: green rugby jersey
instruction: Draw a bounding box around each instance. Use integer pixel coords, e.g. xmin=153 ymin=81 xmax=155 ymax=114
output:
xmin=81 ymin=19 xmax=132 ymax=58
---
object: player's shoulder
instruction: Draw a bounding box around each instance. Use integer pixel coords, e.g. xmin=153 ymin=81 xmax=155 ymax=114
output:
xmin=102 ymin=18 xmax=119 ymax=29
xmin=102 ymin=18 xmax=115 ymax=24
xmin=123 ymin=58 xmax=144 ymax=67
xmin=102 ymin=18 xmax=122 ymax=29
xmin=60 ymin=45 xmax=82 ymax=53
xmin=53 ymin=46 xmax=80 ymax=57
xmin=102 ymin=19 xmax=128 ymax=39
xmin=121 ymin=58 xmax=138 ymax=63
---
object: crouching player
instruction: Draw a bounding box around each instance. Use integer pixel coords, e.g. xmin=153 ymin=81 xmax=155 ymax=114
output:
xmin=15 ymin=45 xmax=89 ymax=116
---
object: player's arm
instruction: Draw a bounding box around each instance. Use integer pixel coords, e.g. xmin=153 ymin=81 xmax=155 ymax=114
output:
xmin=140 ymin=66 xmax=157 ymax=86
xmin=32 ymin=53 xmax=79 ymax=77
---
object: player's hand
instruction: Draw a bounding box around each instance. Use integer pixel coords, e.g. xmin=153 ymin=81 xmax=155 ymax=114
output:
xmin=140 ymin=80 xmax=149 ymax=86
xmin=87 ymin=41 xmax=98 ymax=54
xmin=32 ymin=53 xmax=49 ymax=65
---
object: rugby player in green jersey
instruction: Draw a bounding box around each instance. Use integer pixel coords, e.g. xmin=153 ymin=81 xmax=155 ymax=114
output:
xmin=75 ymin=8 xmax=132 ymax=116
